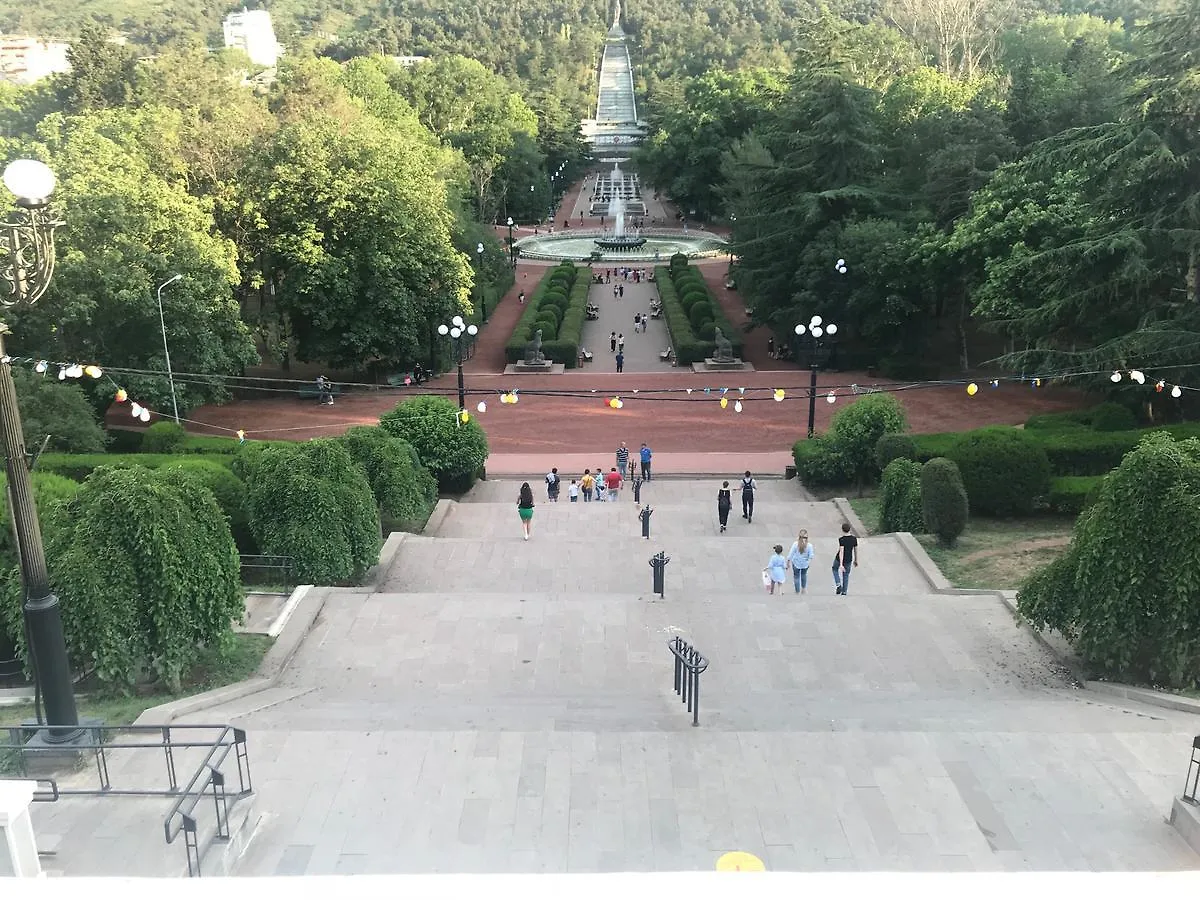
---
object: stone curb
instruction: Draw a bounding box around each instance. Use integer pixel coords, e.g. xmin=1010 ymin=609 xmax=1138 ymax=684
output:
xmin=422 ymin=498 xmax=456 ymax=537
xmin=366 ymin=532 xmax=409 ymax=589
xmin=896 ymin=531 xmax=1200 ymax=716
xmin=133 ymin=585 xmax=330 ymax=727
xmin=832 ymin=498 xmax=868 ymax=540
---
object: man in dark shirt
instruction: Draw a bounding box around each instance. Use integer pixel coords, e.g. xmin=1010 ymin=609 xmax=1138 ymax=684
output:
xmin=833 ymin=522 xmax=860 ymax=595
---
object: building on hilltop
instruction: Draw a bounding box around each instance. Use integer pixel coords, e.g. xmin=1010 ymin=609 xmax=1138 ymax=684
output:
xmin=222 ymin=8 xmax=282 ymax=68
xmin=390 ymin=55 xmax=429 ymax=67
xmin=0 ymin=36 xmax=71 ymax=84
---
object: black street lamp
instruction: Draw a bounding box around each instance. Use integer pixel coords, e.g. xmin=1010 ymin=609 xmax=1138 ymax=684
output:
xmin=506 ymin=216 xmax=516 ymax=269
xmin=794 ymin=314 xmax=838 ymax=439
xmin=0 ymin=159 xmax=83 ymax=743
xmin=438 ymin=316 xmax=478 ymax=411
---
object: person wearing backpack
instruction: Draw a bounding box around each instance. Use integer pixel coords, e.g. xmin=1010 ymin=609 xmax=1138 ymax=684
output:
xmin=740 ymin=471 xmax=757 ymax=523
xmin=545 ymin=467 xmax=561 ymax=502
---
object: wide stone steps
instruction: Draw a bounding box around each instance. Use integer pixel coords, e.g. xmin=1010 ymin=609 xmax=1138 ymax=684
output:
xmin=459 ymin=479 xmax=811 ymax=505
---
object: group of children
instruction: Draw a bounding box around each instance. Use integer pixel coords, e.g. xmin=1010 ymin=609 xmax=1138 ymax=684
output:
xmin=544 ymin=465 xmax=631 ymax=503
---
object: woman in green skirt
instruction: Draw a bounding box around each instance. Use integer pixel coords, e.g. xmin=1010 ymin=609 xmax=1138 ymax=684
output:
xmin=517 ymin=482 xmax=535 ymax=540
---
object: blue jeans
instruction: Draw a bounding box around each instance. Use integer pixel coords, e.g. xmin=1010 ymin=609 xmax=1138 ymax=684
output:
xmin=833 ymin=561 xmax=851 ymax=593
xmin=792 ymin=567 xmax=808 ymax=592
xmin=618 ymin=460 xmax=628 ymax=477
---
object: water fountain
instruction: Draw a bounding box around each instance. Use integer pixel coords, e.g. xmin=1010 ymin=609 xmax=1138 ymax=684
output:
xmin=593 ymin=163 xmax=647 ymax=251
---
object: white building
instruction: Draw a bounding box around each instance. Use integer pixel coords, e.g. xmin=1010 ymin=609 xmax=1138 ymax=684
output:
xmin=0 ymin=36 xmax=71 ymax=84
xmin=222 ymin=8 xmax=281 ymax=68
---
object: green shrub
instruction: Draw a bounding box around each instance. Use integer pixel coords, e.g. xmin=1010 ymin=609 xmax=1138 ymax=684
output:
xmin=105 ymin=429 xmax=145 ymax=452
xmin=1089 ymin=401 xmax=1137 ymax=432
xmin=1025 ymin=410 xmax=1090 ymax=431
xmin=235 ymin=441 xmax=381 ymax=584
xmin=921 ymin=457 xmax=969 ymax=547
xmin=792 ymin=436 xmax=852 ymax=485
xmin=875 ymin=433 xmax=918 ymax=470
xmin=158 ymin=459 xmax=255 ymax=552
xmin=669 ymin=252 xmax=688 ymax=272
xmin=697 ymin=322 xmax=716 ymax=340
xmin=141 ymin=421 xmax=188 ymax=453
xmin=1046 ymin=475 xmax=1103 ymax=515
xmin=1017 ymin=432 xmax=1200 ymax=687
xmin=9 ymin=466 xmax=243 ymax=690
xmin=37 ymin=452 xmax=235 ymax=481
xmin=654 ymin=264 xmax=742 ymax=365
xmin=688 ymin=302 xmax=712 ymax=330
xmin=879 ymin=458 xmax=924 ymax=533
xmin=0 ymin=472 xmax=80 ymax=571
xmin=504 ymin=262 xmax=579 ymax=365
xmin=827 ymin=393 xmax=908 ymax=490
xmin=14 ymin=368 xmax=107 ymax=453
xmin=339 ymin=426 xmax=438 ymax=532
xmin=380 ymin=395 xmax=489 ymax=493
xmin=948 ymin=427 xmax=1052 ymax=516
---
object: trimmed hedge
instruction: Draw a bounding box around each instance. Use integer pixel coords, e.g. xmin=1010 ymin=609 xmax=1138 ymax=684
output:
xmin=947 ymin=427 xmax=1052 ymax=516
xmin=141 ymin=421 xmax=187 ymax=453
xmin=37 ymin=452 xmax=236 ymax=481
xmin=505 ymin=262 xmax=584 ymax=367
xmin=911 ymin=422 xmax=1200 ymax=477
xmin=879 ymin=458 xmax=924 ymax=533
xmin=1046 ymin=475 xmax=1103 ymax=515
xmin=876 ymin=433 xmax=918 ymax=470
xmin=921 ymin=457 xmax=968 ymax=548
xmin=654 ymin=264 xmax=743 ymax=365
xmin=1026 ymin=401 xmax=1137 ymax=433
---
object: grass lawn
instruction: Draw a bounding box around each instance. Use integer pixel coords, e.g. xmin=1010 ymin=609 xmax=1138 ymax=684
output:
xmin=916 ymin=517 xmax=1076 ymax=590
xmin=0 ymin=632 xmax=272 ymax=728
xmin=848 ymin=493 xmax=1075 ymax=591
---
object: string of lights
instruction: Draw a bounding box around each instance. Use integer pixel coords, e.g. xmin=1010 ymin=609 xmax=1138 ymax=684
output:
xmin=7 ymin=351 xmax=1196 ymax=442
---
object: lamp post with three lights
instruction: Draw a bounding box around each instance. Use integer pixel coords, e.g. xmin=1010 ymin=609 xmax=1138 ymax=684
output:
xmin=438 ymin=316 xmax=478 ymax=411
xmin=794 ymin=314 xmax=838 ymax=440
xmin=0 ymin=158 xmax=83 ymax=741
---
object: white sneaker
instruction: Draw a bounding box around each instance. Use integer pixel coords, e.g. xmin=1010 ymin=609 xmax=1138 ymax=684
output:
xmin=524 ymin=533 xmax=529 ymax=541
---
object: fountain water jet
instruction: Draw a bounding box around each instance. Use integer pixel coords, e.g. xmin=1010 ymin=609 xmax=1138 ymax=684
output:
xmin=594 ymin=162 xmax=646 ymax=251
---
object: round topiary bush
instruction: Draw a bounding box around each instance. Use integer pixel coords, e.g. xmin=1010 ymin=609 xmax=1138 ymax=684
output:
xmin=339 ymin=426 xmax=438 ymax=531
xmin=697 ymin=321 xmax=716 ymax=341
xmin=947 ymin=427 xmax=1052 ymax=516
xmin=142 ymin=421 xmax=187 ymax=453
xmin=879 ymin=458 xmax=924 ymax=533
xmin=158 ymin=459 xmax=255 ymax=552
xmin=669 ymin=253 xmax=689 ymax=273
xmin=688 ymin=302 xmax=712 ymax=330
xmin=1089 ymin=401 xmax=1137 ymax=432
xmin=827 ymin=392 xmax=908 ymax=489
xmin=235 ymin=441 xmax=381 ymax=584
xmin=380 ymin=395 xmax=490 ymax=493
xmin=921 ymin=457 xmax=968 ymax=547
xmin=534 ymin=321 xmax=558 ymax=341
xmin=876 ymin=433 xmax=918 ymax=471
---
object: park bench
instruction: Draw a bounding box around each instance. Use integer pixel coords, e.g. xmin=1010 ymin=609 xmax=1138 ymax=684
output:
xmin=578 ymin=348 xmax=594 ymax=365
xmin=659 ymin=348 xmax=674 ymax=362
xmin=297 ymin=383 xmax=342 ymax=400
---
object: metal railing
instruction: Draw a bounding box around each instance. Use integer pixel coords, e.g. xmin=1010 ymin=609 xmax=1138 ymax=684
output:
xmin=2 ymin=723 xmax=251 ymax=877
xmin=667 ymin=637 xmax=709 ymax=727
xmin=239 ymin=554 xmax=296 ymax=592
xmin=1183 ymin=736 xmax=1200 ymax=803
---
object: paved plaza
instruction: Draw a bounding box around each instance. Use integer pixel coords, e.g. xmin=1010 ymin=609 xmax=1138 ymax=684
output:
xmin=27 ymin=480 xmax=1200 ymax=875
xmin=580 ymin=275 xmax=674 ymax=372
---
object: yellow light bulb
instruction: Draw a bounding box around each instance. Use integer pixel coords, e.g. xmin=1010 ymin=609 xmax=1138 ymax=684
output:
xmin=967 ymin=383 xmax=978 ymax=396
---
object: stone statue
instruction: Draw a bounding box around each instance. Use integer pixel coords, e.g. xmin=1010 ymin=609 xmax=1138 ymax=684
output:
xmin=713 ymin=327 xmax=733 ymax=362
xmin=524 ymin=329 xmax=546 ymax=364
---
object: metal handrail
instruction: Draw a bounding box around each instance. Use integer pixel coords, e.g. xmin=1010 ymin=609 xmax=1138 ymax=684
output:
xmin=667 ymin=636 xmax=709 ymax=727
xmin=2 ymin=723 xmax=251 ymax=877
xmin=1183 ymin=736 xmax=1200 ymax=803
xmin=239 ymin=554 xmax=296 ymax=591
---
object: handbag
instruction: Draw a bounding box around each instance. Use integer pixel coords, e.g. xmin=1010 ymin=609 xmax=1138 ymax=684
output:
xmin=761 ymin=569 xmax=771 ymax=590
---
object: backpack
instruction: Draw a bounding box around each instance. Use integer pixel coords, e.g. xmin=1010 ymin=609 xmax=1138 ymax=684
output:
xmin=546 ymin=472 xmax=559 ymax=488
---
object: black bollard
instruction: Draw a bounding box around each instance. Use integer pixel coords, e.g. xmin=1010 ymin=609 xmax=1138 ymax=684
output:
xmin=633 ymin=476 xmax=643 ymax=504
xmin=640 ymin=504 xmax=653 ymax=539
xmin=649 ymin=550 xmax=670 ymax=597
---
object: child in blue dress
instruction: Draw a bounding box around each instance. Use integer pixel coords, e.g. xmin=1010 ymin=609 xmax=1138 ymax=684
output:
xmin=765 ymin=544 xmax=787 ymax=595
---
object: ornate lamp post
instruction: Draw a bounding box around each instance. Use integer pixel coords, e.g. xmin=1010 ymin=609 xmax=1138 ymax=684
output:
xmin=794 ymin=314 xmax=838 ymax=440
xmin=438 ymin=316 xmax=478 ymax=411
xmin=506 ymin=216 xmax=516 ymax=269
xmin=0 ymin=158 xmax=82 ymax=742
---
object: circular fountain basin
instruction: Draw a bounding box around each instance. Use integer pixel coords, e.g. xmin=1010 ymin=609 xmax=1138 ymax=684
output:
xmin=515 ymin=228 xmax=727 ymax=263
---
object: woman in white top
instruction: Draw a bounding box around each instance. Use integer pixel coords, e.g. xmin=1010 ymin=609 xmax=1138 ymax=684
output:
xmin=787 ymin=529 xmax=815 ymax=594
